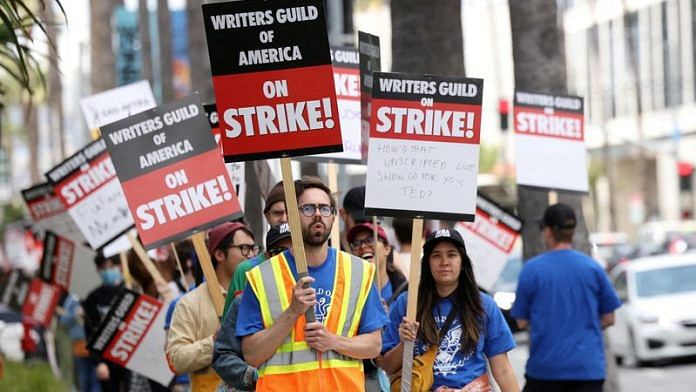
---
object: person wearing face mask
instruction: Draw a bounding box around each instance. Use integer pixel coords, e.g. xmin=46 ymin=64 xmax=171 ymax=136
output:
xmin=381 ymin=229 xmax=520 ymax=392
xmin=82 ymin=253 xmax=129 ymax=392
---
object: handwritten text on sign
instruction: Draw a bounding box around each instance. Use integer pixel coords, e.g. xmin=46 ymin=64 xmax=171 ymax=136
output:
xmin=365 ymin=73 xmax=483 ymax=221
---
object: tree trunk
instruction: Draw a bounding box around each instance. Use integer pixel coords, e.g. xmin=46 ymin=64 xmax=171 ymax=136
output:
xmin=508 ymin=1 xmax=592 ymax=258
xmin=25 ymin=100 xmax=40 ymax=183
xmin=509 ymin=2 xmax=618 ymax=391
xmin=138 ymin=0 xmax=153 ymax=83
xmin=90 ymin=1 xmax=122 ymax=93
xmin=391 ymin=0 xmax=464 ymax=231
xmin=391 ymin=0 xmax=464 ymax=76
xmin=157 ymin=0 xmax=175 ymax=102
xmin=44 ymin=2 xmax=65 ymax=161
xmin=186 ymin=0 xmax=214 ymax=102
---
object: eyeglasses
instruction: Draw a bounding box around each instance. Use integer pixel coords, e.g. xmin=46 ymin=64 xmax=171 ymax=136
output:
xmin=349 ymin=236 xmax=376 ymax=250
xmin=298 ymin=204 xmax=335 ymax=217
xmin=267 ymin=246 xmax=289 ymax=257
xmin=227 ymin=243 xmax=261 ymax=257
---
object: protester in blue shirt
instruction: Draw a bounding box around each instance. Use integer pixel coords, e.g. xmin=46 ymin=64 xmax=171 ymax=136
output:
xmin=235 ymin=177 xmax=388 ymax=391
xmin=381 ymin=229 xmax=519 ymax=392
xmin=511 ymin=203 xmax=621 ymax=392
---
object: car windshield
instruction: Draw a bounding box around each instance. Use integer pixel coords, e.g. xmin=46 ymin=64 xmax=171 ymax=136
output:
xmin=635 ymin=264 xmax=696 ymax=297
xmin=493 ymin=257 xmax=522 ymax=292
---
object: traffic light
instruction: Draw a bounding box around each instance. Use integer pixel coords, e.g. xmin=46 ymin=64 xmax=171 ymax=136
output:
xmin=499 ymin=98 xmax=509 ymax=131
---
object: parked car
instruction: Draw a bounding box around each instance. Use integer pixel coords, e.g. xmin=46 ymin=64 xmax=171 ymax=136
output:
xmin=608 ymin=254 xmax=696 ymax=366
xmin=635 ymin=220 xmax=696 ymax=257
xmin=590 ymin=232 xmax=634 ymax=272
xmin=492 ymin=252 xmax=523 ymax=333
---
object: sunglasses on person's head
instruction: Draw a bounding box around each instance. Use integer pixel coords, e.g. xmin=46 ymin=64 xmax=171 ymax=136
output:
xmin=226 ymin=243 xmax=262 ymax=257
xmin=298 ymin=203 xmax=335 ymax=217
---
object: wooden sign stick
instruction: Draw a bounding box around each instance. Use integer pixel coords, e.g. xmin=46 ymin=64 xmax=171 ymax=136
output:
xmin=119 ymin=251 xmax=133 ymax=290
xmin=327 ymin=161 xmax=341 ymax=250
xmin=126 ymin=232 xmax=166 ymax=286
xmin=170 ymin=242 xmax=189 ymax=292
xmin=372 ymin=215 xmax=382 ymax=299
xmin=280 ymin=157 xmax=316 ymax=323
xmin=400 ymin=217 xmax=424 ymax=392
xmin=191 ymin=231 xmax=225 ymax=317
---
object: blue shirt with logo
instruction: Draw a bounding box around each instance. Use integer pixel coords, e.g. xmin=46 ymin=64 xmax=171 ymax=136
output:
xmin=382 ymin=292 xmax=515 ymax=389
xmin=510 ymin=249 xmax=622 ymax=380
xmin=236 ymin=248 xmax=388 ymax=338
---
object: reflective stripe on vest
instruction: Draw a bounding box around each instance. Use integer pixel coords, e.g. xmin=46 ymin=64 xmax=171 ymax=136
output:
xmin=246 ymin=250 xmax=374 ymax=378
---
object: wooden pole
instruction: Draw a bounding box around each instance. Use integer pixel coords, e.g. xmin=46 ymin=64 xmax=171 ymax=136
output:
xmin=170 ymin=242 xmax=189 ymax=292
xmin=372 ymin=215 xmax=381 ymax=298
xmin=119 ymin=251 xmax=133 ymax=290
xmin=400 ymin=217 xmax=424 ymax=392
xmin=280 ymin=157 xmax=316 ymax=322
xmin=191 ymin=231 xmax=225 ymax=317
xmin=327 ymin=161 xmax=341 ymax=250
xmin=126 ymin=232 xmax=166 ymax=285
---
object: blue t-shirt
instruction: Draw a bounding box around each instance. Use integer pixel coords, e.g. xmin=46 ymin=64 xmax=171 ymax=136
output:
xmin=236 ymin=248 xmax=388 ymax=338
xmin=382 ymin=292 xmax=515 ymax=389
xmin=510 ymin=249 xmax=622 ymax=381
xmin=380 ymin=280 xmax=393 ymax=302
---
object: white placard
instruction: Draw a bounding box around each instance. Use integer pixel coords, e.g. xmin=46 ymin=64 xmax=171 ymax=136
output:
xmin=453 ymin=195 xmax=521 ymax=291
xmin=88 ymin=291 xmax=174 ymax=387
xmin=40 ymin=232 xmax=100 ymax=299
xmin=46 ymin=139 xmax=135 ymax=250
xmin=21 ymin=183 xmax=86 ymax=243
xmin=513 ymin=91 xmax=589 ymax=193
xmin=364 ymin=72 xmax=484 ymax=221
xmin=80 ymin=80 xmax=157 ymax=130
xmin=302 ymin=47 xmax=362 ymax=163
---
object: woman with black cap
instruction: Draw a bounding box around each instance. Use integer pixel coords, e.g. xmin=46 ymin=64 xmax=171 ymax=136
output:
xmin=380 ymin=229 xmax=520 ymax=392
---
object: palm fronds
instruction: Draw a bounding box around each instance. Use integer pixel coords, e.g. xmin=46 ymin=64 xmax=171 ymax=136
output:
xmin=0 ymin=0 xmax=65 ymax=98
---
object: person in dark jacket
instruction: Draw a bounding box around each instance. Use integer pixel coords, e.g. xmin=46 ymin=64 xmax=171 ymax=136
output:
xmin=82 ymin=253 xmax=128 ymax=392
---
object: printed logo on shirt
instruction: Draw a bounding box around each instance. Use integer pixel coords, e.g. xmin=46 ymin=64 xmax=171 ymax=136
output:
xmin=314 ymin=287 xmax=332 ymax=322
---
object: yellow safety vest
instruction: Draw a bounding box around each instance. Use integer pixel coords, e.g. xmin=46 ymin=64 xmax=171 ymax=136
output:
xmin=246 ymin=250 xmax=375 ymax=391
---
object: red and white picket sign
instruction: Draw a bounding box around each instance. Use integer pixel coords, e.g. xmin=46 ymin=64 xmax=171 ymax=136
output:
xmin=88 ymin=290 xmax=174 ymax=387
xmin=46 ymin=139 xmax=135 ymax=250
xmin=513 ymin=90 xmax=588 ymax=193
xmin=203 ymin=0 xmax=343 ymax=161
xmin=100 ymin=94 xmax=243 ymax=249
xmin=454 ymin=195 xmax=522 ymax=291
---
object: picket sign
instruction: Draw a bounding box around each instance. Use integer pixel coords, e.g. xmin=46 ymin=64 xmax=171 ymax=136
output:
xmin=170 ymin=242 xmax=189 ymax=292
xmin=327 ymin=162 xmax=341 ymax=250
xmin=119 ymin=251 xmax=133 ymax=289
xmin=192 ymin=232 xmax=225 ymax=317
xmin=280 ymin=158 xmax=315 ymax=323
xmin=400 ymin=218 xmax=424 ymax=392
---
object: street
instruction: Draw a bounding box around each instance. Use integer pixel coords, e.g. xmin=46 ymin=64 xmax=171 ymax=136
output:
xmin=507 ymin=334 xmax=696 ymax=392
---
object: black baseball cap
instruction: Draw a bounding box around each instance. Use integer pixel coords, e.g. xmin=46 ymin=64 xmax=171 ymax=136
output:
xmin=343 ymin=186 xmax=368 ymax=222
xmin=423 ymin=228 xmax=466 ymax=253
xmin=540 ymin=203 xmax=577 ymax=229
xmin=266 ymin=223 xmax=291 ymax=250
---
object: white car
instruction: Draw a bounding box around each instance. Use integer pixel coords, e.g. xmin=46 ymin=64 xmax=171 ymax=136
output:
xmin=608 ymin=254 xmax=696 ymax=366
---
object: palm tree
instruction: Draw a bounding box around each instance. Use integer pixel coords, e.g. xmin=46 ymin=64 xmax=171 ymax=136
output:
xmin=508 ymin=2 xmax=618 ymax=390
xmin=90 ymin=0 xmax=122 ymax=93
xmin=391 ymin=0 xmax=464 ymax=75
xmin=0 ymin=0 xmax=65 ymax=100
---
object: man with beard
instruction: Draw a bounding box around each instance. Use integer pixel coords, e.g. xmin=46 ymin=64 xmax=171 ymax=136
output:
xmin=235 ymin=177 xmax=388 ymax=391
